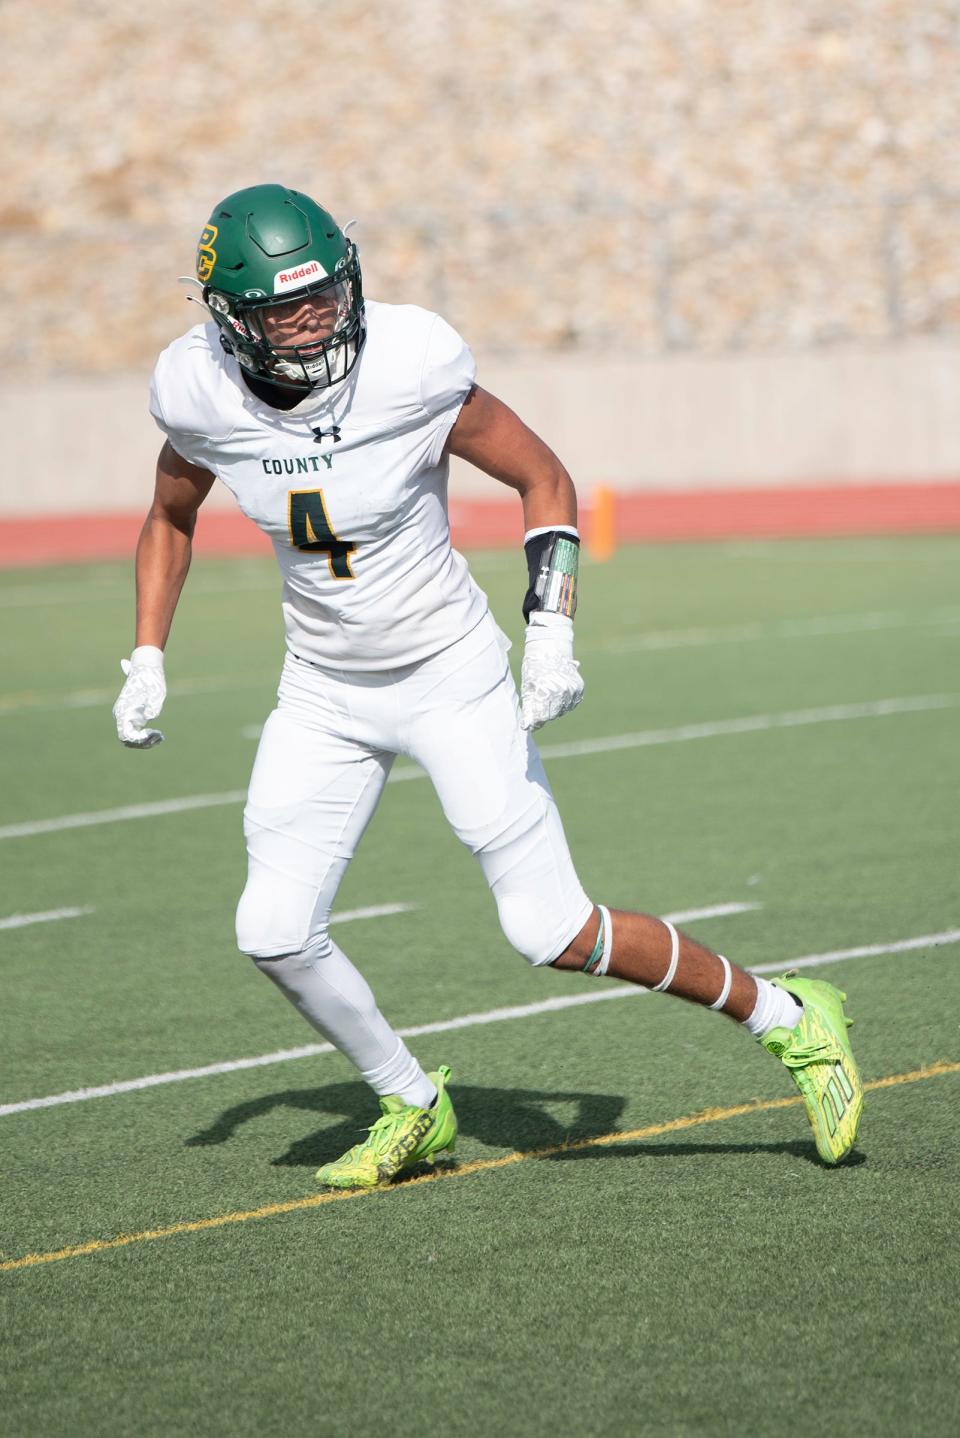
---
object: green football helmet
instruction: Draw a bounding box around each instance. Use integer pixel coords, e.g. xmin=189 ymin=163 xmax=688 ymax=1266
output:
xmin=195 ymin=184 xmax=365 ymax=391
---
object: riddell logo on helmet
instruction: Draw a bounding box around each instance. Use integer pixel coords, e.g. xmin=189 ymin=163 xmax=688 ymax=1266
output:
xmin=274 ymin=260 xmax=327 ymax=293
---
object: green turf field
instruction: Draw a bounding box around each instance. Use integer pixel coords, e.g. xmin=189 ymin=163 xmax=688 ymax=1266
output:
xmin=2 ymin=535 xmax=959 ymax=1436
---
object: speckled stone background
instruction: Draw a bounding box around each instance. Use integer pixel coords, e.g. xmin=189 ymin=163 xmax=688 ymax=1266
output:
xmin=3 ymin=0 xmax=959 ymax=375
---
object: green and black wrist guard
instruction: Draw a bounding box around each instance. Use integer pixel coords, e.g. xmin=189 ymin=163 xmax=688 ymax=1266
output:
xmin=523 ymin=530 xmax=580 ymax=622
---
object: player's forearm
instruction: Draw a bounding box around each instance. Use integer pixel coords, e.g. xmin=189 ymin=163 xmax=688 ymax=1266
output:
xmin=517 ymin=462 xmax=578 ymax=532
xmin=133 ymin=508 xmax=195 ymax=649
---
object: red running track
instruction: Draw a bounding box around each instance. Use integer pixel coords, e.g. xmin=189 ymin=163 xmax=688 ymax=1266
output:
xmin=1 ymin=483 xmax=959 ymax=568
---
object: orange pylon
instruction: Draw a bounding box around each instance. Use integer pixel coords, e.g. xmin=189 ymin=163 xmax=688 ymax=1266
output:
xmin=589 ymin=485 xmax=617 ymax=561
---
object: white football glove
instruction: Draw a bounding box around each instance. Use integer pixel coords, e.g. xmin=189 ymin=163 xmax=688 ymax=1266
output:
xmin=520 ymin=611 xmax=584 ymax=731
xmin=112 ymin=645 xmax=166 ymax=748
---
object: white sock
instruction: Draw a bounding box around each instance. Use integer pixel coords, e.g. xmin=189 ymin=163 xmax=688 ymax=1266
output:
xmin=742 ymin=975 xmax=803 ymax=1038
xmin=253 ymin=939 xmax=434 ymax=1105
xmin=361 ymin=1039 xmax=437 ymax=1108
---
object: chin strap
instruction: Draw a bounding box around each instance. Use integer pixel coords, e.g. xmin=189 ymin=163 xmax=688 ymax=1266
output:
xmin=179 ymin=277 xmax=222 ymax=327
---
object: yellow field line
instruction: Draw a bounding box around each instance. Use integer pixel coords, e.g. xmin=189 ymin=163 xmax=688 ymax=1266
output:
xmin=3 ymin=1058 xmax=958 ymax=1275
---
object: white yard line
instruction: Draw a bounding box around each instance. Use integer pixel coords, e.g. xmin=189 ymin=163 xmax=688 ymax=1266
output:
xmin=61 ymin=675 xmax=277 ymax=711
xmin=719 ymin=539 xmax=960 ymax=564
xmin=0 ymin=582 xmax=127 ymax=610
xmin=396 ymin=928 xmax=960 ymax=1033
xmin=4 ymin=913 xmax=957 ymax=1121
xmin=600 ymin=607 xmax=960 ymax=655
xmin=0 ymin=572 xmax=277 ymax=610
xmin=0 ymin=791 xmax=249 ymax=841
xmin=0 ymin=902 xmax=402 ymax=937
xmin=331 ymin=903 xmax=416 ymax=924
xmin=535 ymin=694 xmax=960 ymax=761
xmin=2 ymin=915 xmax=957 ymax=1118
xmin=774 ymin=930 xmax=960 ymax=968
xmin=0 ymin=674 xmax=276 ymax=717
xmin=0 ymin=561 xmax=523 ymax=610
xmin=6 ymin=606 xmax=960 ymax=719
xmin=2 ymin=692 xmax=956 ymax=841
xmin=655 ymin=901 xmax=759 ymax=924
xmin=0 ymin=900 xmax=754 ymax=1117
xmin=0 ymin=906 xmax=94 ymax=932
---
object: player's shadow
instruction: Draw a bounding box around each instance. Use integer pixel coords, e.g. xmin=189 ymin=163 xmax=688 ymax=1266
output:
xmin=548 ymin=1137 xmax=866 ymax=1167
xmin=185 ymin=1082 xmax=853 ymax=1169
xmin=186 ymin=1081 xmax=626 ymax=1167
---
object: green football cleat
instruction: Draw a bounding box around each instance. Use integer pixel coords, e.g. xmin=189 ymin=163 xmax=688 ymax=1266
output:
xmin=315 ymin=1065 xmax=457 ymax=1190
xmin=761 ymin=974 xmax=863 ymax=1164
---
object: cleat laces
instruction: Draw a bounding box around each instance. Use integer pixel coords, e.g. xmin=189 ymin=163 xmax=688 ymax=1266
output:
xmin=776 ymin=1032 xmax=845 ymax=1069
xmin=354 ymin=1110 xmax=413 ymax=1162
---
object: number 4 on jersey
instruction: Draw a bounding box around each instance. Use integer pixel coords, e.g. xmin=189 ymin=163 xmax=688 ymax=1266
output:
xmin=288 ymin=489 xmax=357 ymax=579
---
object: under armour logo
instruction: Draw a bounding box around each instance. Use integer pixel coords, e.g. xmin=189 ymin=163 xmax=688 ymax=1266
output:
xmin=312 ymin=426 xmax=342 ymax=444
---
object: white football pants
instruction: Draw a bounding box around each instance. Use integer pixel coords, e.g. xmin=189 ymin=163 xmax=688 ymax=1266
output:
xmin=237 ymin=612 xmax=592 ymax=961
xmin=235 ymin=612 xmax=593 ymax=1091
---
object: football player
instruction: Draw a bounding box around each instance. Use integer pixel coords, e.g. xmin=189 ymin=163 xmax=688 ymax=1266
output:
xmin=114 ymin=184 xmax=862 ymax=1186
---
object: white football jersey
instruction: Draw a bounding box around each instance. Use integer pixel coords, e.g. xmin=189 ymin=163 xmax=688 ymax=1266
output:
xmin=149 ymin=301 xmax=489 ymax=669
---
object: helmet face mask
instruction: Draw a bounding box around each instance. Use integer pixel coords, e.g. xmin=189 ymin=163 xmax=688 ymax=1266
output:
xmin=195 ymin=185 xmax=365 ymax=392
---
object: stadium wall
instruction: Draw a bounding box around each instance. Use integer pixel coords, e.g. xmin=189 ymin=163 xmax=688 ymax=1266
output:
xmin=2 ymin=342 xmax=959 ymax=565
